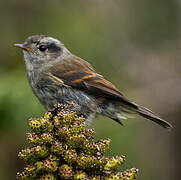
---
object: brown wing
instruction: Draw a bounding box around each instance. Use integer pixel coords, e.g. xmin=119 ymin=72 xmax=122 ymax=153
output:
xmin=49 ymin=55 xmax=137 ymax=109
xmin=49 ymin=55 xmax=172 ymax=129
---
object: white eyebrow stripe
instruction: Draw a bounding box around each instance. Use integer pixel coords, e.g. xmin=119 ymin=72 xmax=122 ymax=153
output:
xmin=46 ymin=37 xmax=60 ymax=44
xmin=40 ymin=37 xmax=65 ymax=47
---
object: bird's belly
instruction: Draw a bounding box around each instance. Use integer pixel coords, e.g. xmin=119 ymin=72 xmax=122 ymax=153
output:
xmin=33 ymin=85 xmax=99 ymax=119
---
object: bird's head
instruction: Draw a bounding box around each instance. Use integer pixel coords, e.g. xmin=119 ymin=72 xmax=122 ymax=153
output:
xmin=15 ymin=35 xmax=71 ymax=71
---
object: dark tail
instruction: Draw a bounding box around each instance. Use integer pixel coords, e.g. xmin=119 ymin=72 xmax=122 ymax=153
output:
xmin=136 ymin=105 xmax=172 ymax=129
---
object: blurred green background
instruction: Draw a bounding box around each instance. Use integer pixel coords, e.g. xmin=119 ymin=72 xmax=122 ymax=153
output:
xmin=0 ymin=0 xmax=180 ymax=179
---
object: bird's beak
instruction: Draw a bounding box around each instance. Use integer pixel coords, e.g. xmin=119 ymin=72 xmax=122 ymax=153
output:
xmin=14 ymin=44 xmax=34 ymax=53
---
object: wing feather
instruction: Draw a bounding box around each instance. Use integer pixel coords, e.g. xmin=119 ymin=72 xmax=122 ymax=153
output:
xmin=48 ymin=55 xmax=172 ymax=129
xmin=49 ymin=55 xmax=138 ymax=109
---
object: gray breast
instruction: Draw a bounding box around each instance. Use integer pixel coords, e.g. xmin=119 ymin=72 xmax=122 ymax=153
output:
xmin=27 ymin=70 xmax=99 ymax=118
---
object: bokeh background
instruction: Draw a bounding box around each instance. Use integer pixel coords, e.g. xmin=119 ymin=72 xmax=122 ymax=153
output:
xmin=0 ymin=0 xmax=181 ymax=179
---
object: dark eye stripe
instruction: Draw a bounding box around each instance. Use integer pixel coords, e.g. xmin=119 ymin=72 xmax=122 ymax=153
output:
xmin=47 ymin=43 xmax=61 ymax=52
xmin=38 ymin=43 xmax=61 ymax=53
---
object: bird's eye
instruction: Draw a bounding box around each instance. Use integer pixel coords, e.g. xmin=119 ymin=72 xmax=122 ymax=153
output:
xmin=39 ymin=45 xmax=47 ymax=52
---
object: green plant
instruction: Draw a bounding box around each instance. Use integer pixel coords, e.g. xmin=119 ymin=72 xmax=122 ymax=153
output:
xmin=17 ymin=104 xmax=138 ymax=179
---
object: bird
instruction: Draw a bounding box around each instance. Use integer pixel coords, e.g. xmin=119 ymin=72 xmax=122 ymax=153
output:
xmin=15 ymin=35 xmax=172 ymax=129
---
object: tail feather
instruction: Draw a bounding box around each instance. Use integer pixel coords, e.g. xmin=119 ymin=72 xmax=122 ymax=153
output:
xmin=102 ymin=100 xmax=172 ymax=129
xmin=136 ymin=105 xmax=173 ymax=129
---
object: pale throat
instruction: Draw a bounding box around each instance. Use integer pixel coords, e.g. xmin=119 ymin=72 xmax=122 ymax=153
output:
xmin=23 ymin=51 xmax=42 ymax=72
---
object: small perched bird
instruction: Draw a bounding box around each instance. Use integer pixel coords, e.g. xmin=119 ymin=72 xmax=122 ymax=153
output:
xmin=15 ymin=35 xmax=172 ymax=129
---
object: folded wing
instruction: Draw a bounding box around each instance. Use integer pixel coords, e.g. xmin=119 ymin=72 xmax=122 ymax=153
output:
xmin=49 ymin=55 xmax=172 ymax=129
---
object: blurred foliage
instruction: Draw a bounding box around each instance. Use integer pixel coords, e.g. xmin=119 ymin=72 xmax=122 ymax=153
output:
xmin=0 ymin=0 xmax=180 ymax=179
